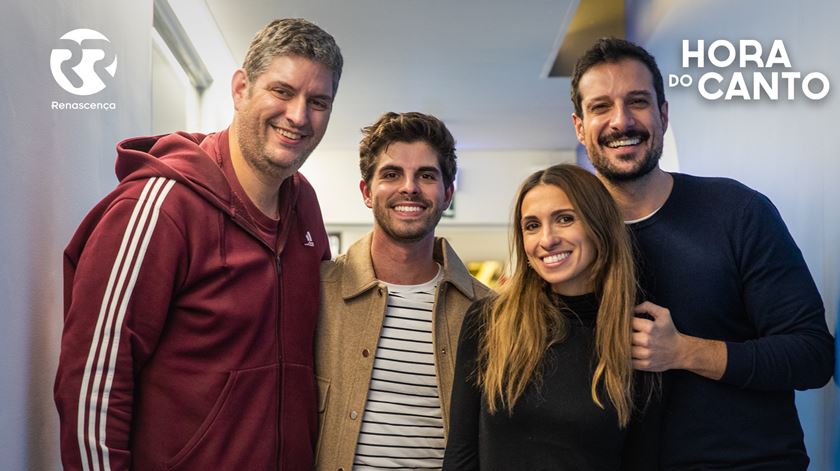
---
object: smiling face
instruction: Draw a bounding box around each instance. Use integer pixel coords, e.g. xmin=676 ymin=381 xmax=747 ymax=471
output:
xmin=361 ymin=141 xmax=453 ymax=244
xmin=572 ymin=58 xmax=668 ymax=183
xmin=232 ymin=55 xmax=334 ymax=182
xmin=520 ymin=183 xmax=596 ymax=296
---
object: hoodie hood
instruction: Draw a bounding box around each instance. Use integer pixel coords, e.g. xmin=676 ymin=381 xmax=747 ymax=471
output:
xmin=116 ymin=131 xmax=235 ymax=216
xmin=114 ymin=129 xmax=302 ymax=238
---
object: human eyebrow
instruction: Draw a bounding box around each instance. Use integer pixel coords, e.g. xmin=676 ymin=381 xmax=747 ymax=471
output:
xmin=627 ymin=90 xmax=654 ymax=101
xmin=377 ymin=164 xmax=403 ymax=175
xmin=268 ymin=80 xmax=296 ymax=92
xmin=417 ymin=166 xmax=442 ymax=175
xmin=268 ymin=81 xmax=334 ymax=102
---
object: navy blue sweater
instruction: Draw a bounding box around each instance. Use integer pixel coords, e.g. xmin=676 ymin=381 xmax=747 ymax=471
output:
xmin=630 ymin=173 xmax=834 ymax=470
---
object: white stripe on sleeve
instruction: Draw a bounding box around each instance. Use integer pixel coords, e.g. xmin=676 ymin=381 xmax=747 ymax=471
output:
xmin=76 ymin=177 xmax=175 ymax=471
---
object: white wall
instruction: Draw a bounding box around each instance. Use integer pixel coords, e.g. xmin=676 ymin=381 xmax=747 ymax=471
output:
xmin=0 ymin=1 xmax=153 ymax=469
xmin=166 ymin=0 xmax=237 ymax=133
xmin=625 ymin=1 xmax=839 ymax=468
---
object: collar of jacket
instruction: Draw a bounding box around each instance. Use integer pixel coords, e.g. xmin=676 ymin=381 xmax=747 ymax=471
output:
xmin=340 ymin=232 xmax=477 ymax=301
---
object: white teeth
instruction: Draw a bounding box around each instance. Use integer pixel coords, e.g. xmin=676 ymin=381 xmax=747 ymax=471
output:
xmin=543 ymin=252 xmax=570 ymax=263
xmin=394 ymin=205 xmax=422 ymax=212
xmin=606 ymin=137 xmax=641 ymax=148
xmin=273 ymin=126 xmax=302 ymax=140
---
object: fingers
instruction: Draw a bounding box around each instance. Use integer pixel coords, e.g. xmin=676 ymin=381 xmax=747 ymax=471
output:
xmin=631 ymin=346 xmax=650 ymax=360
xmin=633 ymin=301 xmax=656 ymax=314
xmin=632 ymin=302 xmax=677 ymax=373
xmin=632 ymin=345 xmax=657 ymax=371
xmin=634 ymin=301 xmax=671 ymax=322
xmin=632 ymin=332 xmax=649 ymax=347
xmin=632 ymin=317 xmax=652 ymax=333
xmin=632 ymin=332 xmax=653 ymax=371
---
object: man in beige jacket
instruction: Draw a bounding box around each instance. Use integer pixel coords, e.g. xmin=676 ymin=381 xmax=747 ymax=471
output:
xmin=315 ymin=111 xmax=490 ymax=471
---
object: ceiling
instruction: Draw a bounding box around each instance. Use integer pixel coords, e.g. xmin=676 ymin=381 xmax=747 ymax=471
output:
xmin=204 ymin=0 xmax=581 ymax=151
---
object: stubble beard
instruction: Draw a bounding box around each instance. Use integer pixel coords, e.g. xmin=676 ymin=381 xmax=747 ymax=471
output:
xmin=589 ymin=136 xmax=663 ymax=184
xmin=373 ymin=197 xmax=444 ymax=244
xmin=235 ymin=117 xmax=313 ymax=181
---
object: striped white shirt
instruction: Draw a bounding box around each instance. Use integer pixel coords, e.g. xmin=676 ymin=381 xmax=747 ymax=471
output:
xmin=354 ymin=267 xmax=445 ymax=470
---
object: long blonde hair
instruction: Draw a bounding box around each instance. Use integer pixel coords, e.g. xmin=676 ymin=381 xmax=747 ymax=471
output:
xmin=477 ymin=164 xmax=637 ymax=426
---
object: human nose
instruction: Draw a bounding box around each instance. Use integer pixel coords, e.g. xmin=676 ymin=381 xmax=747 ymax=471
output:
xmin=609 ymin=102 xmax=636 ymax=130
xmin=539 ymin=224 xmax=560 ymax=249
xmin=284 ymin=96 xmax=309 ymax=127
xmin=399 ymin=174 xmax=419 ymax=194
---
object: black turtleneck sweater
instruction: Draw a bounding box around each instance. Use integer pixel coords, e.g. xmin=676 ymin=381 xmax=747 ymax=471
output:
xmin=443 ymin=294 xmax=658 ymax=471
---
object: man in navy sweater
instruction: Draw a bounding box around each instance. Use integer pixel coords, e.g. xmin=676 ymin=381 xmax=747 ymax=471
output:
xmin=570 ymin=37 xmax=834 ymax=469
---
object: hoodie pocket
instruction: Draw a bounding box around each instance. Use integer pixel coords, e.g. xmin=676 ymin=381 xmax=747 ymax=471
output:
xmin=165 ymin=364 xmax=279 ymax=470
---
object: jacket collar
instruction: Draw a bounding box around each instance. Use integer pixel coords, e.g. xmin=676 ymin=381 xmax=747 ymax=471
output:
xmin=341 ymin=232 xmax=477 ymax=301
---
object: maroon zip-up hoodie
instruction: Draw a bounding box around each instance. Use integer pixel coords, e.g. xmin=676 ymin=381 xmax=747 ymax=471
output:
xmin=55 ymin=130 xmax=329 ymax=470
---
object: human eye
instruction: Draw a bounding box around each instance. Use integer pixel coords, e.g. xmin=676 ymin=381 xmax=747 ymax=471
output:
xmin=310 ymin=98 xmax=331 ymax=111
xmin=381 ymin=171 xmax=399 ymax=180
xmin=522 ymin=220 xmax=539 ymax=232
xmin=420 ymin=172 xmax=438 ymax=181
xmin=557 ymin=213 xmax=575 ymax=225
xmin=272 ymin=87 xmax=294 ymax=100
xmin=629 ymin=95 xmax=651 ymax=108
xmin=588 ymin=102 xmax=609 ymax=114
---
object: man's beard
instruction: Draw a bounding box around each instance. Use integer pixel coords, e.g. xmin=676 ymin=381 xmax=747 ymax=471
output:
xmin=589 ymin=129 xmax=662 ymax=183
xmin=373 ymin=196 xmax=444 ymax=243
xmin=236 ymin=118 xmax=310 ymax=180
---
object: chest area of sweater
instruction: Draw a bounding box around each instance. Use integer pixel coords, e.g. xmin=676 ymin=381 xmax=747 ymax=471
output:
xmin=481 ymin=327 xmax=617 ymax=431
xmin=631 ymin=221 xmax=745 ymax=335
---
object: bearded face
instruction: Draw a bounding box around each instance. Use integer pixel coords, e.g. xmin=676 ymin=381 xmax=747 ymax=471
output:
xmin=573 ymin=58 xmax=668 ymax=184
xmin=361 ymin=141 xmax=452 ymax=244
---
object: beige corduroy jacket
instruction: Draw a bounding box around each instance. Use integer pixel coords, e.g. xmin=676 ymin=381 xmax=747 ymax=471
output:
xmin=314 ymin=233 xmax=491 ymax=471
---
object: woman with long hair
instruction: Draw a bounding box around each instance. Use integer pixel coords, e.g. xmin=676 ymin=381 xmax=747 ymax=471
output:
xmin=443 ymin=164 xmax=658 ymax=470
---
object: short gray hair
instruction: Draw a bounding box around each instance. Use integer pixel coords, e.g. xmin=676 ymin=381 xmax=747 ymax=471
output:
xmin=242 ymin=18 xmax=343 ymax=95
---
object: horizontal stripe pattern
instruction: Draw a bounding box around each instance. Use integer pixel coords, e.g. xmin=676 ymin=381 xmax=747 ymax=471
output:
xmin=76 ymin=177 xmax=176 ymax=471
xmin=354 ymin=273 xmax=444 ymax=470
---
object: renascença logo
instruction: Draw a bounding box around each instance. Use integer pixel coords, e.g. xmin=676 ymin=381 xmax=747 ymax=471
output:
xmin=50 ymin=29 xmax=117 ymax=96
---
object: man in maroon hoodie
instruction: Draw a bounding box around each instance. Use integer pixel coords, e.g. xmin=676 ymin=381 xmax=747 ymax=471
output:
xmin=54 ymin=18 xmax=342 ymax=470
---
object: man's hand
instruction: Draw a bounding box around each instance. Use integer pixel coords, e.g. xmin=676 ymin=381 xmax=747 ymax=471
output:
xmin=631 ymin=301 xmax=683 ymax=372
xmin=632 ymin=301 xmax=727 ymax=380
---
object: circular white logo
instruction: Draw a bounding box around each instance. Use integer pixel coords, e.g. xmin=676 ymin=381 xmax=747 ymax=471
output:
xmin=50 ymin=29 xmax=118 ymax=96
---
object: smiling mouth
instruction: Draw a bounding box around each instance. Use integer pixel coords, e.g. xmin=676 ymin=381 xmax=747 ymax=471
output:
xmin=600 ymin=130 xmax=649 ymax=149
xmin=542 ymin=252 xmax=570 ymax=264
xmin=605 ymin=136 xmax=642 ymax=148
xmin=271 ymin=124 xmax=303 ymax=141
xmin=394 ymin=205 xmax=423 ymax=212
